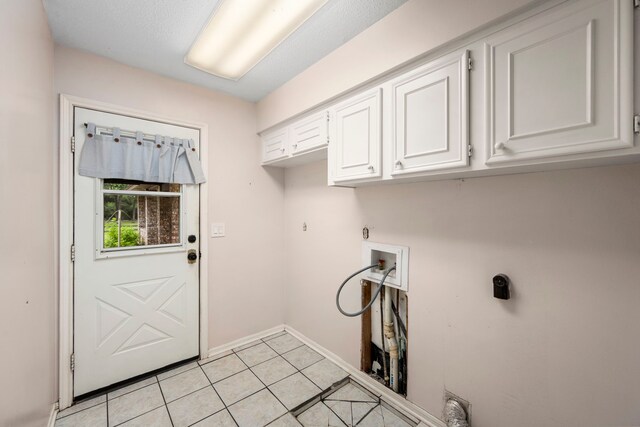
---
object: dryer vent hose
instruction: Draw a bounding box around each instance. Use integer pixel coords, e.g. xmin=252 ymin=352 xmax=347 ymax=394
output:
xmin=444 ymin=399 xmax=469 ymax=427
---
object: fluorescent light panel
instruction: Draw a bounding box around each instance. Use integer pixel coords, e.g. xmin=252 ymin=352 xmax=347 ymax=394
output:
xmin=186 ymin=0 xmax=328 ymax=80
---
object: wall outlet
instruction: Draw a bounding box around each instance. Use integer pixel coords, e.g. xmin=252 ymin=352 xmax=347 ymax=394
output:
xmin=210 ymin=223 xmax=225 ymax=238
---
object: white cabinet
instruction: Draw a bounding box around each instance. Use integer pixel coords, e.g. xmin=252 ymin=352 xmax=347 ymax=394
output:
xmin=290 ymin=111 xmax=328 ymax=156
xmin=390 ymin=49 xmax=470 ymax=176
xmin=261 ymin=111 xmax=328 ymax=166
xmin=262 ymin=128 xmax=289 ymax=164
xmin=484 ymin=0 xmax=634 ymax=164
xmin=329 ymin=88 xmax=382 ymax=183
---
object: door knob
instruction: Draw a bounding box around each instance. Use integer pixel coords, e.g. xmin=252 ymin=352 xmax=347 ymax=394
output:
xmin=187 ymin=250 xmax=198 ymax=264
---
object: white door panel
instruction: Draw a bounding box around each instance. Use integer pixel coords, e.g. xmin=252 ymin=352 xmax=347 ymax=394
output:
xmin=74 ymin=108 xmax=200 ymax=396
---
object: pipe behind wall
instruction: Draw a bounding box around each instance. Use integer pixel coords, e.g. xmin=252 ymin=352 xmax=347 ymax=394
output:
xmin=384 ymin=286 xmax=399 ymax=393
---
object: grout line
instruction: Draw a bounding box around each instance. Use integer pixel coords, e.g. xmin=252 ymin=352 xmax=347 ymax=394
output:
xmin=106 ymin=377 xmax=158 ymax=401
xmin=185 ymin=407 xmax=229 ymax=427
xmin=56 ymin=398 xmax=106 ymax=420
xmin=157 ymin=363 xmax=200 ymax=382
xmin=234 ymin=348 xmax=292 ymax=419
xmin=198 ymin=362 xmax=240 ymax=427
xmin=112 ymin=404 xmax=167 ymax=427
xmin=156 ymin=376 xmax=175 ymax=427
xmin=263 ymin=340 xmax=305 ymax=355
xmin=355 ymin=403 xmax=380 ymax=426
xmin=164 ymin=383 xmax=212 ymax=405
xmin=231 ymin=339 xmax=265 ymax=354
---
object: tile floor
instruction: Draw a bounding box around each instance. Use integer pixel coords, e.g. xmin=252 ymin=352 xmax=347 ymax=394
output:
xmin=55 ymin=332 xmax=417 ymax=427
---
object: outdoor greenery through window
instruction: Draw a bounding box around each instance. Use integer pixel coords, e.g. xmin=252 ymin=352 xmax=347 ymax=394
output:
xmin=103 ymin=180 xmax=181 ymax=249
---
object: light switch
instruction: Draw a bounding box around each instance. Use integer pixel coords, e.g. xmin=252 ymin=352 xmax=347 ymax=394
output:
xmin=210 ymin=223 xmax=225 ymax=238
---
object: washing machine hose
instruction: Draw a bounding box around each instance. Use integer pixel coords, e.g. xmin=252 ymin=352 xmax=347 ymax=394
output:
xmin=336 ymin=264 xmax=396 ymax=317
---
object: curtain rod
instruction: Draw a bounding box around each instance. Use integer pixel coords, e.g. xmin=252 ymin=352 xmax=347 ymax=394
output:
xmin=83 ymin=122 xmax=183 ymax=142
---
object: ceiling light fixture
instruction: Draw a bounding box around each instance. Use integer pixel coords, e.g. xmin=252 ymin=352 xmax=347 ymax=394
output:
xmin=185 ymin=0 xmax=328 ymax=81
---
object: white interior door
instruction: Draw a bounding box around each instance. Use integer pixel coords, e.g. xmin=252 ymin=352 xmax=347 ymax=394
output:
xmin=73 ymin=108 xmax=200 ymax=397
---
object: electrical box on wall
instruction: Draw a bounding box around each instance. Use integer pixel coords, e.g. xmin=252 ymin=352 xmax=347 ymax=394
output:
xmin=361 ymin=242 xmax=409 ymax=291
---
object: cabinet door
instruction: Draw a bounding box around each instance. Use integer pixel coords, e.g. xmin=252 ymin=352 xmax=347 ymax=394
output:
xmin=391 ymin=50 xmax=469 ymax=176
xmin=261 ymin=128 xmax=289 ymax=164
xmin=290 ymin=111 xmax=328 ymax=156
xmin=329 ymin=88 xmax=382 ymax=183
xmin=485 ymin=0 xmax=633 ymax=164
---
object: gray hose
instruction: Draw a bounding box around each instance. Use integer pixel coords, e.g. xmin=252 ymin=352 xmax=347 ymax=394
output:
xmin=336 ymin=264 xmax=396 ymax=317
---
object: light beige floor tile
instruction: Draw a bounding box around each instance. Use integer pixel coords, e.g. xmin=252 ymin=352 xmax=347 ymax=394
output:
xmin=157 ymin=361 xmax=199 ymax=381
xmin=325 ymin=383 xmax=377 ymax=403
xmin=236 ymin=342 xmax=278 ymax=367
xmin=264 ymin=333 xmax=303 ymax=354
xmin=233 ymin=339 xmax=264 ymax=352
xmin=108 ymin=377 xmax=157 ymax=400
xmin=296 ymin=402 xmax=345 ymax=427
xmin=358 ymin=404 xmax=413 ymax=427
xmin=352 ymin=402 xmax=378 ymax=424
xmin=55 ymin=403 xmax=107 ymax=427
xmin=159 ymin=367 xmax=210 ymax=402
xmin=324 ymin=400 xmax=352 ymax=425
xmin=228 ymin=389 xmax=287 ymax=427
xmin=301 ymin=359 xmax=348 ymax=390
xmin=199 ymin=350 xmax=233 ymax=365
xmin=261 ymin=330 xmax=287 ymax=341
xmin=252 ymin=356 xmax=297 ymax=385
xmin=201 ymin=353 xmax=247 ymax=383
xmin=282 ymin=346 xmax=323 ymax=370
xmin=269 ymin=372 xmax=321 ymax=410
xmin=167 ymin=386 xmax=225 ymax=427
xmin=213 ymin=369 xmax=264 ymax=406
xmin=57 ymin=394 xmax=106 ymax=419
xmin=118 ymin=406 xmax=172 ymax=427
xmin=268 ymin=412 xmax=302 ymax=427
xmin=192 ymin=409 xmax=237 ymax=426
xmin=108 ymin=383 xmax=165 ymax=426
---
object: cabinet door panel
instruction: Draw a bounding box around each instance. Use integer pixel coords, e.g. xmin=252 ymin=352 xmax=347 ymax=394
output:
xmin=261 ymin=128 xmax=289 ymax=164
xmin=485 ymin=0 xmax=633 ymax=164
xmin=290 ymin=111 xmax=328 ymax=155
xmin=391 ymin=50 xmax=469 ymax=176
xmin=330 ymin=89 xmax=382 ymax=182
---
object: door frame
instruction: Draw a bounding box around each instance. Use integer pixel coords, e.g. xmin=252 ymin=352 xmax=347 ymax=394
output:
xmin=58 ymin=94 xmax=210 ymax=410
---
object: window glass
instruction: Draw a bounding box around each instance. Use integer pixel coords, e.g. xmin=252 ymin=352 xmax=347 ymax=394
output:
xmin=102 ymin=180 xmax=181 ymax=249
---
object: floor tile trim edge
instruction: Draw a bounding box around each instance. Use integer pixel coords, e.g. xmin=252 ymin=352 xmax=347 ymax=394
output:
xmin=206 ymin=324 xmax=286 ymax=360
xmin=282 ymin=325 xmax=445 ymax=427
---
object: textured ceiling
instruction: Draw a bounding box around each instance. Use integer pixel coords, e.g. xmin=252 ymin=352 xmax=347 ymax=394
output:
xmin=43 ymin=0 xmax=407 ymax=101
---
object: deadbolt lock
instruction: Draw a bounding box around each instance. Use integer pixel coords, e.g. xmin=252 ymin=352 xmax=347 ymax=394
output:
xmin=187 ymin=249 xmax=198 ymax=264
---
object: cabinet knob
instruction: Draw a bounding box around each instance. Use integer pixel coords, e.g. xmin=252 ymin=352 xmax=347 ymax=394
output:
xmin=394 ymin=160 xmax=403 ymax=169
xmin=280 ymin=147 xmax=285 ymax=152
xmin=292 ymin=143 xmax=298 ymax=150
xmin=368 ymin=165 xmax=375 ymax=172
xmin=495 ymin=141 xmax=506 ymax=151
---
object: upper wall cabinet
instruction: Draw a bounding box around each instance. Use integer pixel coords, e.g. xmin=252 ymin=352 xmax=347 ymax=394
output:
xmin=389 ymin=49 xmax=470 ymax=177
xmin=262 ymin=127 xmax=289 ymax=164
xmin=484 ymin=0 xmax=634 ymax=164
xmin=261 ymin=111 xmax=329 ymax=167
xmin=328 ymin=88 xmax=383 ymax=183
xmin=289 ymin=111 xmax=329 ymax=156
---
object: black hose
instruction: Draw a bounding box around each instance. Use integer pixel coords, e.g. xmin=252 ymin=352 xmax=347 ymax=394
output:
xmin=335 ymin=264 xmax=396 ymax=317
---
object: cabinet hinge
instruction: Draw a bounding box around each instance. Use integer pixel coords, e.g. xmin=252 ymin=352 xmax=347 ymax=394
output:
xmin=70 ymin=353 xmax=75 ymax=372
xmin=634 ymin=114 xmax=640 ymax=134
xmin=326 ymin=111 xmax=330 ymax=122
xmin=467 ymin=56 xmax=473 ymax=71
xmin=467 ymin=144 xmax=474 ymax=157
xmin=70 ymin=136 xmax=76 ymax=153
xmin=70 ymin=244 xmax=75 ymax=262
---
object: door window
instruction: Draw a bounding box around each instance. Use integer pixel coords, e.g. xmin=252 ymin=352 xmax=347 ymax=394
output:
xmin=100 ymin=179 xmax=183 ymax=253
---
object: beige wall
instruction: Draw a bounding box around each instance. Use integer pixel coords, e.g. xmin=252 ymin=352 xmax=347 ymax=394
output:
xmin=53 ymin=46 xmax=286 ymax=348
xmin=256 ymin=0 xmax=542 ymax=131
xmin=0 ymin=1 xmax=56 ymax=426
xmin=284 ymin=160 xmax=640 ymax=427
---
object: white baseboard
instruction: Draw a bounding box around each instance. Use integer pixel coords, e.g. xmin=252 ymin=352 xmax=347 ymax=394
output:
xmin=206 ymin=324 xmax=286 ymax=359
xmin=48 ymin=402 xmax=59 ymax=427
xmin=283 ymin=325 xmax=445 ymax=427
xmin=206 ymin=323 xmax=444 ymax=427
